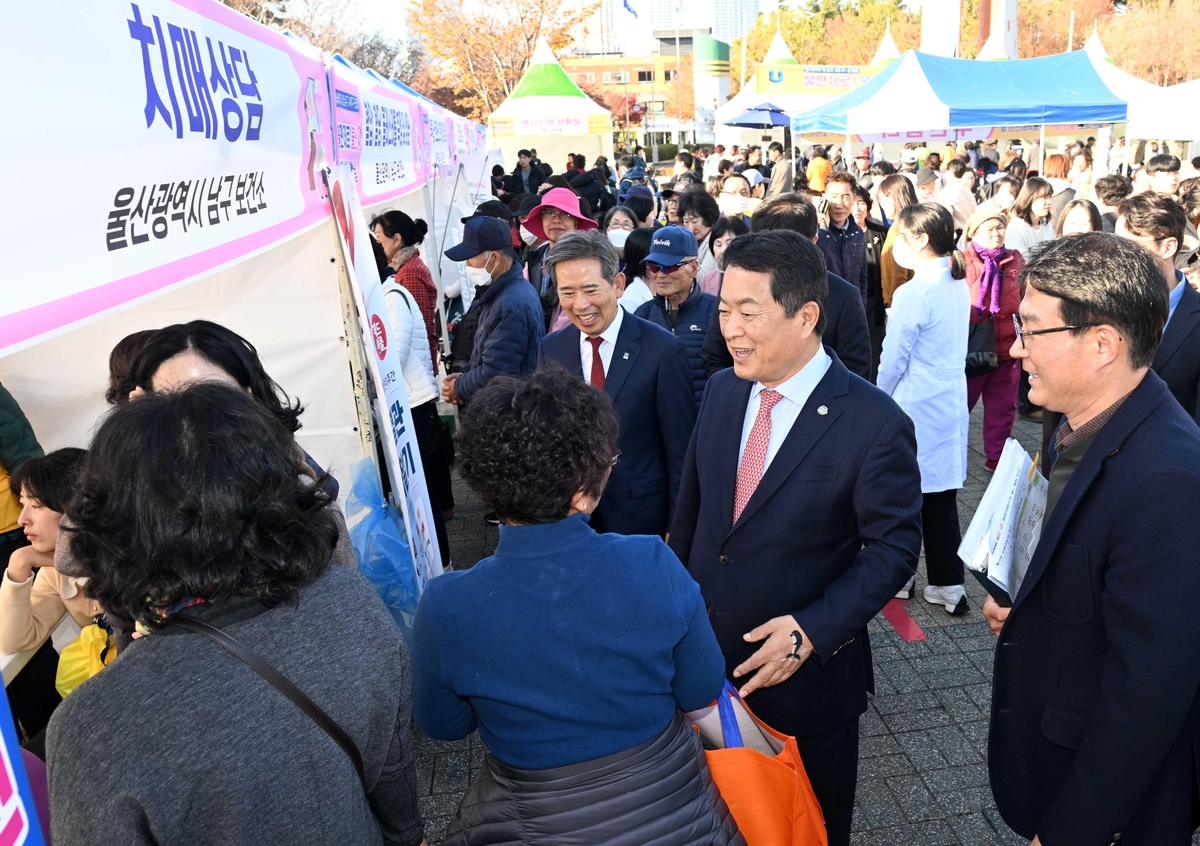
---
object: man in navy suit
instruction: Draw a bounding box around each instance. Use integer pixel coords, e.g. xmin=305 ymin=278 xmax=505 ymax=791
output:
xmin=538 ymin=230 xmax=695 ymax=537
xmin=985 ymin=234 xmax=1200 ymax=845
xmin=700 ymin=192 xmax=872 ymax=381
xmin=1116 ymin=192 xmax=1200 ymax=423
xmin=670 ymin=230 xmax=923 ymax=846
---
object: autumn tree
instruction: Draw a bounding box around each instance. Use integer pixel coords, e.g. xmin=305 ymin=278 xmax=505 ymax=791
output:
xmin=1100 ymin=0 xmax=1200 ymax=85
xmin=405 ymin=0 xmax=600 ymax=122
xmin=729 ymin=0 xmax=920 ymax=96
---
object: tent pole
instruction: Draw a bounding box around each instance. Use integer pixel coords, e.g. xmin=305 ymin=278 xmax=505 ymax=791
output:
xmin=1039 ymin=123 xmax=1046 ymax=173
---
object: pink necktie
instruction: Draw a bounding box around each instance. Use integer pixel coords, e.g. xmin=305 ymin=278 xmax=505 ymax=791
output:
xmin=733 ymin=389 xmax=783 ymax=523
xmin=587 ymin=336 xmax=605 ymax=390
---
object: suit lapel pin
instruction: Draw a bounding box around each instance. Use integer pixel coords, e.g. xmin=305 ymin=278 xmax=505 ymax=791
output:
xmin=622 ymin=352 xmax=629 ymax=360
xmin=817 ymin=405 xmax=828 ymax=416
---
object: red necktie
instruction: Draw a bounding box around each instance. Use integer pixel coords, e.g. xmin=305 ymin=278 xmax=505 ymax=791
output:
xmin=733 ymin=389 xmax=783 ymax=523
xmin=588 ymin=336 xmax=606 ymax=390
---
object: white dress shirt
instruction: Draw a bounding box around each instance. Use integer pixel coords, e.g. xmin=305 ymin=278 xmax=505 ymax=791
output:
xmin=580 ymin=306 xmax=624 ymax=385
xmin=738 ymin=346 xmax=832 ymax=478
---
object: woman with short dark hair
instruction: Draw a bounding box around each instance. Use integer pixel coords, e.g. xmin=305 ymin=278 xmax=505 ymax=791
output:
xmin=411 ymin=368 xmax=741 ymax=846
xmin=47 ymin=384 xmax=426 ymax=846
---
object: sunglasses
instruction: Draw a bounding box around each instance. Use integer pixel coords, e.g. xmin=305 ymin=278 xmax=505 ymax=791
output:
xmin=646 ymin=259 xmax=696 ymax=275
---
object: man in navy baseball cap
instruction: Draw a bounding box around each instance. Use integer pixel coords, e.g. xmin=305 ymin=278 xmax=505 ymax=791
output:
xmin=644 ymin=224 xmax=699 ymax=269
xmin=441 ymin=216 xmax=543 ymax=409
xmin=446 ymin=216 xmax=513 ymax=261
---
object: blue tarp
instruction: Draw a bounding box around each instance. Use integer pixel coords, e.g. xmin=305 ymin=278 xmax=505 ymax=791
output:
xmin=792 ymin=50 xmax=1128 ymax=134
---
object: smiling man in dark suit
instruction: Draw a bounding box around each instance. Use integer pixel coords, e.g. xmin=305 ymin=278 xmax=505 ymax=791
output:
xmin=700 ymin=193 xmax=872 ymax=381
xmin=670 ymin=229 xmax=922 ymax=846
xmin=985 ymin=233 xmax=1200 ymax=845
xmin=1115 ymin=192 xmax=1200 ymax=423
xmin=538 ymin=230 xmax=695 ymax=537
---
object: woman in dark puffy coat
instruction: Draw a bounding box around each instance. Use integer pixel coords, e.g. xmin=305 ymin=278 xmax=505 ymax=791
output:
xmin=411 ymin=367 xmax=744 ymax=846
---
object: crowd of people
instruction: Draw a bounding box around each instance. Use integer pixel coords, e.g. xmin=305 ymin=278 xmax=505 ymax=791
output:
xmin=3 ymin=133 xmax=1200 ymax=846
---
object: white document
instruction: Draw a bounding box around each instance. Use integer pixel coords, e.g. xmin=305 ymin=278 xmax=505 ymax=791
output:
xmin=958 ymin=438 xmax=1047 ymax=600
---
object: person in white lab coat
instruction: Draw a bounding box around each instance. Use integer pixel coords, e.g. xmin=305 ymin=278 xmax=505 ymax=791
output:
xmin=877 ymin=203 xmax=971 ymax=615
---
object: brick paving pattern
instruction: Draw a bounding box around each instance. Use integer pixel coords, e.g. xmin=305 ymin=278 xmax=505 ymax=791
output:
xmin=412 ymin=407 xmax=1200 ymax=845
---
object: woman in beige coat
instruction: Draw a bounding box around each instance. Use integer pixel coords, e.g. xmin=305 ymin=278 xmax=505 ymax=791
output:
xmin=0 ymin=449 xmax=100 ymax=655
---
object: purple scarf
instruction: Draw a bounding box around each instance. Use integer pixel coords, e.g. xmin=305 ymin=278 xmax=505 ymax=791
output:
xmin=972 ymin=244 xmax=1008 ymax=315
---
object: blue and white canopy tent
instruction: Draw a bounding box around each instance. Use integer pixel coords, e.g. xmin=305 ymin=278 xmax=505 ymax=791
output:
xmin=791 ymin=49 xmax=1127 ymax=137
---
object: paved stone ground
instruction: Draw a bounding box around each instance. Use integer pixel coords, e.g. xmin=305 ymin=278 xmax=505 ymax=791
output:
xmin=410 ymin=407 xmax=1199 ymax=845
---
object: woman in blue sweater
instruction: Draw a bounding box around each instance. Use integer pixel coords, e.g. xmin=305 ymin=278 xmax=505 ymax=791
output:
xmin=411 ymin=367 xmax=742 ymax=846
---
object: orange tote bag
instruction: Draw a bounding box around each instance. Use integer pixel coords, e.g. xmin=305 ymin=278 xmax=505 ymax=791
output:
xmin=689 ymin=681 xmax=827 ymax=846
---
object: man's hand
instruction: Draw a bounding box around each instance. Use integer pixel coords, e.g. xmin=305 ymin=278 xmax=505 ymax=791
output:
xmin=733 ymin=615 xmax=811 ymax=698
xmin=983 ymin=596 xmax=1011 ymax=636
xmin=441 ymin=373 xmax=462 ymax=405
xmin=6 ymin=546 xmax=53 ymax=583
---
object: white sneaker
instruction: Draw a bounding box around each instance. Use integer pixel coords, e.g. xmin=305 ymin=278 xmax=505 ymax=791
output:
xmin=923 ymin=584 xmax=968 ymax=615
xmin=895 ymin=577 xmax=915 ymax=600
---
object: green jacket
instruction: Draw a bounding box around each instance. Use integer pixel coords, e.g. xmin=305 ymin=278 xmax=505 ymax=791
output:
xmin=0 ymin=383 xmax=43 ymax=472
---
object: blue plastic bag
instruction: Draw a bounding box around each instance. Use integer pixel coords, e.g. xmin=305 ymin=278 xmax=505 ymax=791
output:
xmin=346 ymin=457 xmax=421 ymax=644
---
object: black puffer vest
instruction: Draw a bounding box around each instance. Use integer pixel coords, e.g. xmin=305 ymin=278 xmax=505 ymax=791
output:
xmin=443 ymin=712 xmax=745 ymax=846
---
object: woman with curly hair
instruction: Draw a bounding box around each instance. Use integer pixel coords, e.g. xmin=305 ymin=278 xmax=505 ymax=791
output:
xmin=411 ymin=367 xmax=742 ymax=846
xmin=46 ymin=384 xmax=428 ymax=846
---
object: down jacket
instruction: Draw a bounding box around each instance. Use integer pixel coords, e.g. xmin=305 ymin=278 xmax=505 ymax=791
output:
xmin=443 ymin=713 xmax=745 ymax=846
xmin=382 ymin=279 xmax=439 ymax=407
xmin=455 ymin=262 xmax=545 ymax=405
xmin=635 ymin=284 xmax=718 ymax=406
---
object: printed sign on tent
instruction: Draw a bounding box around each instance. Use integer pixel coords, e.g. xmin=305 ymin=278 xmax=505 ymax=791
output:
xmin=419 ymin=102 xmax=452 ymax=175
xmin=330 ymin=62 xmax=424 ymax=203
xmin=327 ymin=165 xmax=443 ymax=588
xmin=1 ymin=0 xmax=333 ymax=355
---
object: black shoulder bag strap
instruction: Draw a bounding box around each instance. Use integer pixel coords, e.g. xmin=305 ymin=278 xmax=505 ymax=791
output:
xmin=168 ymin=614 xmax=366 ymax=786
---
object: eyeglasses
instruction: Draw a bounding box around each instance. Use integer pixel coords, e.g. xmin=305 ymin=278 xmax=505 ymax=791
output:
xmin=608 ymin=221 xmax=635 ymax=231
xmin=646 ymin=259 xmax=696 ymax=275
xmin=1012 ymin=315 xmax=1102 ymax=349
xmin=609 ymin=451 xmax=621 ymax=467
xmin=541 ymin=209 xmax=572 ymax=221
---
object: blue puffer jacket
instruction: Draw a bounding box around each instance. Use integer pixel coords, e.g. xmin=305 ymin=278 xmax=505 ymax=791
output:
xmin=817 ymin=218 xmax=869 ymax=306
xmin=456 ymin=262 xmax=545 ymax=404
xmin=635 ymin=284 xmax=718 ymax=405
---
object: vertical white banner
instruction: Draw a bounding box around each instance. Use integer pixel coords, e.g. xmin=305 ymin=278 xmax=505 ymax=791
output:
xmin=327 ymin=165 xmax=443 ymax=588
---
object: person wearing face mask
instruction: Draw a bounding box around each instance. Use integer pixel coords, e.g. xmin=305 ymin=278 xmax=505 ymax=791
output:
xmin=962 ymin=208 xmax=1025 ymax=471
xmin=537 ymin=231 xmax=694 ymax=538
xmin=442 ymin=217 xmax=545 ymax=408
xmin=718 ymin=174 xmax=753 ymax=223
xmin=853 ymin=185 xmax=888 ymax=379
xmin=877 ymin=204 xmax=970 ymax=615
xmin=634 ymin=226 xmax=718 ymax=405
xmin=602 ymin=206 xmax=639 ymax=267
xmin=876 ymin=175 xmax=919 ymax=306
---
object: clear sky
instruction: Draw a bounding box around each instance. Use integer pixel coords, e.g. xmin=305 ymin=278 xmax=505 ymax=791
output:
xmin=357 ymin=0 xmax=410 ymax=40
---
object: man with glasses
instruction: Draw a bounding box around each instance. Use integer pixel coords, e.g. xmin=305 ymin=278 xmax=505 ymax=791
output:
xmin=537 ymin=231 xmax=694 ymax=538
xmin=718 ymin=174 xmax=753 ymax=223
xmin=985 ymin=233 xmax=1200 ymax=845
xmin=634 ymin=225 xmax=718 ymax=405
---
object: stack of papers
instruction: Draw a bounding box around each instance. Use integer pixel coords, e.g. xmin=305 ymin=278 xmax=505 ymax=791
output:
xmin=957 ymin=439 xmax=1048 ymax=605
